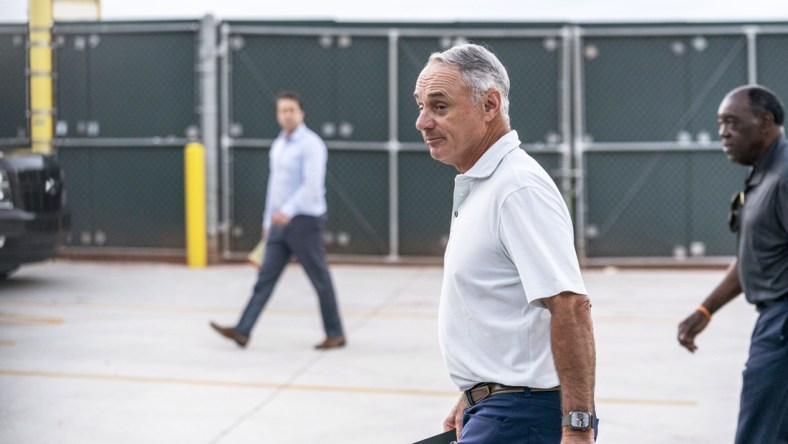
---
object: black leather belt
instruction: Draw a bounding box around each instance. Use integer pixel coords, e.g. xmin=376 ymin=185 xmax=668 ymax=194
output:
xmin=755 ymin=294 xmax=788 ymax=310
xmin=464 ymin=382 xmax=560 ymax=406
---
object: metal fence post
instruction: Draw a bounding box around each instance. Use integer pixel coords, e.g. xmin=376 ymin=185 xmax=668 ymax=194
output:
xmin=198 ymin=14 xmax=220 ymax=263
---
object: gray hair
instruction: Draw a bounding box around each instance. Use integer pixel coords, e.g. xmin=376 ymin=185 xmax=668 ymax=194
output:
xmin=428 ymin=43 xmax=511 ymax=127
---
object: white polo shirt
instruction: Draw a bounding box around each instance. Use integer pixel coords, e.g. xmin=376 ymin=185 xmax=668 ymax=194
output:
xmin=438 ymin=130 xmax=587 ymax=391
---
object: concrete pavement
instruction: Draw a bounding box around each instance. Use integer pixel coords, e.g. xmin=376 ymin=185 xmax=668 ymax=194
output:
xmin=0 ymin=260 xmax=756 ymax=443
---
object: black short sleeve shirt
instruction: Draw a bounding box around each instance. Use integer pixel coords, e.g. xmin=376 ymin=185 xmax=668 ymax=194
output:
xmin=737 ymin=134 xmax=788 ymax=304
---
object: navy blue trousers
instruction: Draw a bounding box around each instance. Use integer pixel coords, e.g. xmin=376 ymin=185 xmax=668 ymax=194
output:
xmin=459 ymin=390 xmax=598 ymax=443
xmin=735 ymin=300 xmax=788 ymax=444
xmin=236 ymin=215 xmax=344 ymax=338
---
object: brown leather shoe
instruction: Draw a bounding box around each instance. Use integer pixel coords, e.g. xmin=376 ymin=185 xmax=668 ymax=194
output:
xmin=210 ymin=321 xmax=248 ymax=348
xmin=314 ymin=336 xmax=346 ymax=350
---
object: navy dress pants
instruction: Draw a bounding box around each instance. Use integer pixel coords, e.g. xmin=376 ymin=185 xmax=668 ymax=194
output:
xmin=735 ymin=300 xmax=788 ymax=444
xmin=235 ymin=215 xmax=344 ymax=339
xmin=459 ymin=390 xmax=598 ymax=443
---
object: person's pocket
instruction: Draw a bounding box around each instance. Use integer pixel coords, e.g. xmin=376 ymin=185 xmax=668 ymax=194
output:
xmin=528 ymin=426 xmax=561 ymax=444
xmin=460 ymin=413 xmax=503 ymax=443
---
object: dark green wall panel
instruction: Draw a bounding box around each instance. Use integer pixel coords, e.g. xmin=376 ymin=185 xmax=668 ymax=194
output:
xmin=398 ymin=151 xmax=455 ymax=256
xmin=89 ymin=33 xmax=197 ymax=138
xmin=585 ymin=150 xmax=744 ymax=257
xmin=324 ymin=150 xmax=389 ymax=255
xmin=757 ymin=35 xmax=788 ymax=109
xmin=398 ymin=36 xmax=563 ymax=145
xmin=0 ymin=31 xmax=28 ymax=140
xmin=230 ymin=146 xmax=389 ymax=255
xmin=230 ymin=35 xmax=388 ymax=142
xmin=58 ymin=146 xmax=185 ymax=249
xmin=583 ymin=35 xmax=747 ymax=143
xmin=54 ymin=34 xmax=90 ymax=137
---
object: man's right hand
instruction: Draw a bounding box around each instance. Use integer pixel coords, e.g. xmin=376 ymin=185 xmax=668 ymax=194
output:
xmin=444 ymin=393 xmax=468 ymax=440
xmin=677 ymin=310 xmax=710 ymax=353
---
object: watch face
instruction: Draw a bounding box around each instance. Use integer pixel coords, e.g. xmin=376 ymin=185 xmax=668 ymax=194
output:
xmin=570 ymin=412 xmax=592 ymax=429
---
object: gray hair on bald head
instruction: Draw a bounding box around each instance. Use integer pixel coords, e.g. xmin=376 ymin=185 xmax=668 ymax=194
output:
xmin=428 ymin=43 xmax=511 ymax=127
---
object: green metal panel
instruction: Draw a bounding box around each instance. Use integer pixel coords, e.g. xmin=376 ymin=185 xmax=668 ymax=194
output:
xmin=333 ymin=36 xmax=389 ymax=142
xmin=57 ymin=147 xmax=95 ymax=243
xmin=53 ymin=34 xmax=90 ymax=138
xmin=398 ymin=150 xmax=455 ymax=256
xmin=58 ymin=146 xmax=185 ymax=249
xmin=231 ymin=35 xmax=333 ymax=139
xmin=585 ymin=151 xmax=689 ymax=256
xmin=685 ymin=35 xmax=749 ymax=138
xmin=324 ymin=150 xmax=389 ymax=255
xmin=687 ymin=151 xmax=746 ymax=256
xmin=229 ymin=147 xmax=267 ymax=252
xmin=585 ymin=150 xmax=744 ymax=257
xmin=397 ymin=38 xmax=438 ymax=143
xmin=230 ymin=34 xmax=388 ymax=142
xmin=584 ymin=35 xmax=747 ymax=142
xmin=0 ymin=31 xmax=27 ymax=140
xmin=488 ymin=38 xmax=563 ymax=146
xmin=230 ymin=146 xmax=389 ymax=255
xmin=88 ymin=32 xmax=197 ymax=138
xmin=398 ymin=36 xmax=563 ymax=145
xmin=757 ymin=34 xmax=788 ymax=107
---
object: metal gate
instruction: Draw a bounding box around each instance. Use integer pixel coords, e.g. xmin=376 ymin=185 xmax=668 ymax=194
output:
xmin=219 ymin=22 xmax=573 ymax=260
xmin=573 ymin=24 xmax=788 ymax=263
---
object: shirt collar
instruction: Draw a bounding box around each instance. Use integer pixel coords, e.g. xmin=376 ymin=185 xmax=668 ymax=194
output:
xmin=280 ymin=123 xmax=307 ymax=142
xmin=747 ymin=134 xmax=786 ymax=187
xmin=457 ymin=130 xmax=521 ymax=181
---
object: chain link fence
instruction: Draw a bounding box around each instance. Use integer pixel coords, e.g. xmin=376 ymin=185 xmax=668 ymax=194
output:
xmin=3 ymin=19 xmax=787 ymax=262
xmin=575 ymin=25 xmax=788 ymax=261
xmin=51 ymin=22 xmax=199 ymax=253
xmin=223 ymin=24 xmax=570 ymax=258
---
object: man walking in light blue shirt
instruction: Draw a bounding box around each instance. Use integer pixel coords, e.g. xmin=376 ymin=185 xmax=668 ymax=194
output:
xmin=211 ymin=91 xmax=346 ymax=350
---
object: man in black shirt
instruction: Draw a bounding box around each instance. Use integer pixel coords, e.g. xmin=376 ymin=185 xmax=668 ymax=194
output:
xmin=678 ymin=85 xmax=788 ymax=444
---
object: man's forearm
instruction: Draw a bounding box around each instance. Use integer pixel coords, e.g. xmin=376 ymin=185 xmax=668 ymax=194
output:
xmin=548 ymin=293 xmax=596 ymax=414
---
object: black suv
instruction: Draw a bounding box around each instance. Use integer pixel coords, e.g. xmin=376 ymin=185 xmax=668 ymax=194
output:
xmin=0 ymin=153 xmax=68 ymax=278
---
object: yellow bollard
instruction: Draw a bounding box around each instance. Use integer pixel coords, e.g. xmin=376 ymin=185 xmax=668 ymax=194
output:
xmin=29 ymin=0 xmax=54 ymax=154
xmin=185 ymin=143 xmax=207 ymax=267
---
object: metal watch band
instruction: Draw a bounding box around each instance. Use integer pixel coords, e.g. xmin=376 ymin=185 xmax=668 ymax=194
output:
xmin=561 ymin=411 xmax=594 ymax=430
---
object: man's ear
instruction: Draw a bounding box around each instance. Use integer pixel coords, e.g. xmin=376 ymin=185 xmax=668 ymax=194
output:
xmin=482 ymin=89 xmax=502 ymax=121
xmin=758 ymin=109 xmax=775 ymax=131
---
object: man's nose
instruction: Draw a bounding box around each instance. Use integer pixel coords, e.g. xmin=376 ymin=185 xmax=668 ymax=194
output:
xmin=415 ymin=110 xmax=433 ymax=131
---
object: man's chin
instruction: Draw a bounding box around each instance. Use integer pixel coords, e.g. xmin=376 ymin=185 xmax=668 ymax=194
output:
xmin=429 ymin=148 xmax=446 ymax=162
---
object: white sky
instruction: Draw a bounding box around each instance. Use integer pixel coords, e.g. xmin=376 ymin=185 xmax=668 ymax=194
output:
xmin=1 ymin=0 xmax=788 ymax=23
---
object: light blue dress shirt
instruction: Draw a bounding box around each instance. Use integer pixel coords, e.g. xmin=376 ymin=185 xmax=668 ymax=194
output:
xmin=262 ymin=124 xmax=328 ymax=230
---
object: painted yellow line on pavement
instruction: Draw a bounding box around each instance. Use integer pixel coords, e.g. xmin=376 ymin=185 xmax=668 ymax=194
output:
xmin=0 ymin=312 xmax=63 ymax=325
xmin=0 ymin=369 xmax=454 ymax=398
xmin=0 ymin=300 xmax=436 ymax=319
xmin=0 ymin=369 xmax=696 ymax=407
xmin=597 ymin=397 xmax=697 ymax=407
xmin=593 ymin=314 xmax=680 ymax=325
xmin=0 ymin=299 xmax=679 ymax=324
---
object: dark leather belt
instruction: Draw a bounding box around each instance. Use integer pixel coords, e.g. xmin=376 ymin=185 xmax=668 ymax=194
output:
xmin=755 ymin=294 xmax=788 ymax=310
xmin=464 ymin=382 xmax=560 ymax=406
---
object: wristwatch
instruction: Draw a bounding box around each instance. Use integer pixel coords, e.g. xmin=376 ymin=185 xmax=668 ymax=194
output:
xmin=561 ymin=411 xmax=594 ymax=430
